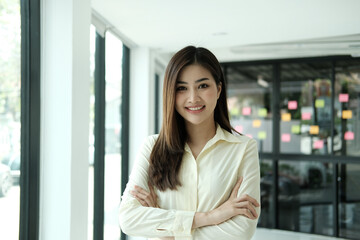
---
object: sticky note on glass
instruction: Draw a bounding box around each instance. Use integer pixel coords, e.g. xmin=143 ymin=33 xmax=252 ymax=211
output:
xmin=313 ymin=140 xmax=324 ymax=149
xmin=291 ymin=125 xmax=301 ymax=134
xmin=302 ymin=112 xmax=312 ymax=120
xmin=281 ymin=113 xmax=291 ymax=122
xmin=344 ymin=131 xmax=354 ymax=140
xmin=310 ymin=125 xmax=319 ymax=135
xmin=288 ymin=101 xmax=298 ymax=110
xmin=342 ymin=110 xmax=352 ymax=119
xmin=242 ymin=107 xmax=251 ymax=116
xmin=246 ymin=134 xmax=253 ymax=138
xmin=258 ymin=131 xmax=267 ymax=139
xmin=234 ymin=125 xmax=243 ymax=133
xmin=281 ymin=133 xmax=291 ymax=142
xmin=252 ymin=120 xmax=262 ymax=128
xmin=339 ymin=93 xmax=349 ymax=103
xmin=315 ymin=99 xmax=325 ymax=108
xmin=258 ymin=108 xmax=267 ymax=117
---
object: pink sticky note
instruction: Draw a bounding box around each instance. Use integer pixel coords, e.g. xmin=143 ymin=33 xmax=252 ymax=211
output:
xmin=242 ymin=107 xmax=251 ymax=116
xmin=288 ymin=101 xmax=298 ymax=110
xmin=245 ymin=134 xmax=253 ymax=138
xmin=344 ymin=131 xmax=354 ymax=140
xmin=313 ymin=140 xmax=324 ymax=149
xmin=281 ymin=133 xmax=291 ymax=142
xmin=302 ymin=112 xmax=312 ymax=120
xmin=339 ymin=94 xmax=349 ymax=103
xmin=235 ymin=125 xmax=243 ymax=133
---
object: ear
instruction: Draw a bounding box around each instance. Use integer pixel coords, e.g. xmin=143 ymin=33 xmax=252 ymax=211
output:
xmin=217 ymin=82 xmax=222 ymax=99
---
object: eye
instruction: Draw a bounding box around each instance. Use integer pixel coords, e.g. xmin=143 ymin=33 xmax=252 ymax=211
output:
xmin=176 ymin=86 xmax=186 ymax=91
xmin=199 ymin=83 xmax=208 ymax=89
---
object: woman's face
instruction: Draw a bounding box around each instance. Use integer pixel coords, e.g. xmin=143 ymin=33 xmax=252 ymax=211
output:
xmin=175 ymin=64 xmax=221 ymax=127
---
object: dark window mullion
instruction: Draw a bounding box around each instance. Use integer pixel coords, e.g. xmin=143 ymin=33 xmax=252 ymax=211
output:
xmin=120 ymin=45 xmax=130 ymax=240
xmin=331 ymin=61 xmax=339 ymax=237
xmin=20 ymin=0 xmax=41 ymax=239
xmin=272 ymin=63 xmax=281 ymax=229
xmin=93 ymin=31 xmax=106 ymax=240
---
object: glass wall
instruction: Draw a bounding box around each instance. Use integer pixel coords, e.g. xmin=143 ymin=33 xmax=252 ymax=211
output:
xmin=334 ymin=60 xmax=360 ymax=157
xmin=0 ymin=0 xmax=21 ymax=238
xmin=278 ymin=160 xmax=333 ymax=235
xmin=227 ymin=65 xmax=273 ymax=152
xmin=280 ymin=62 xmax=332 ymax=155
xmin=258 ymin=159 xmax=274 ymax=228
xmin=224 ymin=57 xmax=360 ymax=239
xmin=339 ymin=163 xmax=360 ymax=239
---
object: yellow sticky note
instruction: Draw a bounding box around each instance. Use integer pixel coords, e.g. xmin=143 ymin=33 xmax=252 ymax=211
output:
xmin=342 ymin=110 xmax=352 ymax=119
xmin=258 ymin=108 xmax=267 ymax=117
xmin=310 ymin=125 xmax=319 ymax=135
xmin=281 ymin=113 xmax=291 ymax=122
xmin=252 ymin=119 xmax=261 ymax=128
xmin=315 ymin=99 xmax=325 ymax=108
xmin=291 ymin=125 xmax=301 ymax=134
xmin=258 ymin=131 xmax=267 ymax=139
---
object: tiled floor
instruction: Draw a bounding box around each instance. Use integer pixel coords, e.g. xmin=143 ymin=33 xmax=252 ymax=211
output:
xmin=253 ymin=228 xmax=347 ymax=240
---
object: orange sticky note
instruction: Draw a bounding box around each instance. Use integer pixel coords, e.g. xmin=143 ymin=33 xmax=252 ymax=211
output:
xmin=281 ymin=113 xmax=291 ymax=122
xmin=252 ymin=120 xmax=262 ymax=128
xmin=310 ymin=125 xmax=319 ymax=135
xmin=342 ymin=110 xmax=352 ymax=119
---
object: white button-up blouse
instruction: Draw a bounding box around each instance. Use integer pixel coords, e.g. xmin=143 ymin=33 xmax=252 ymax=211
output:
xmin=119 ymin=124 xmax=261 ymax=240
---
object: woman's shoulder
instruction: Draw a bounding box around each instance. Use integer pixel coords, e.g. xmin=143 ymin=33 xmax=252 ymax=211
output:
xmin=142 ymin=134 xmax=159 ymax=148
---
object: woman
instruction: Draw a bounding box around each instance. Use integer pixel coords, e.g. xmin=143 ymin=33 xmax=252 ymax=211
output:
xmin=119 ymin=46 xmax=260 ymax=240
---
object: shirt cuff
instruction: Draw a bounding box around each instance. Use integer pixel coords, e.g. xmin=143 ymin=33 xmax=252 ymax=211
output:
xmin=171 ymin=210 xmax=195 ymax=237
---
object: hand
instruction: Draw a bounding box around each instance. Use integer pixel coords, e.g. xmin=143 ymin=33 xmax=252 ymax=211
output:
xmin=130 ymin=182 xmax=159 ymax=208
xmin=208 ymin=177 xmax=260 ymax=225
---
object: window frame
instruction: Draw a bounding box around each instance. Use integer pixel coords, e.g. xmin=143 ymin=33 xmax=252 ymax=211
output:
xmin=20 ymin=0 xmax=41 ymax=239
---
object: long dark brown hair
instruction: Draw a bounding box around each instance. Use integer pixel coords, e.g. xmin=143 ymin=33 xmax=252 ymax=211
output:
xmin=148 ymin=46 xmax=235 ymax=191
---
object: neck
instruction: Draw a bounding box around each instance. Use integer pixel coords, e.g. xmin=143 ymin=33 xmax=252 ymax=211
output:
xmin=186 ymin=119 xmax=217 ymax=146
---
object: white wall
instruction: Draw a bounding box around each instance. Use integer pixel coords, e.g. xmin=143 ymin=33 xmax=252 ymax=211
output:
xmin=40 ymin=0 xmax=90 ymax=239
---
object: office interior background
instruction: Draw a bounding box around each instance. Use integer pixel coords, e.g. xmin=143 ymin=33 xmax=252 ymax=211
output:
xmin=0 ymin=0 xmax=359 ymax=239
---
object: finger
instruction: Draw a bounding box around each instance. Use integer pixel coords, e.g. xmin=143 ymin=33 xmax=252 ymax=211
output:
xmin=231 ymin=176 xmax=243 ymax=198
xmin=235 ymin=201 xmax=258 ymax=218
xmin=237 ymin=194 xmax=260 ymax=207
xmin=134 ymin=195 xmax=149 ymax=207
xmin=239 ymin=208 xmax=256 ymax=219
xmin=131 ymin=188 xmax=156 ymax=207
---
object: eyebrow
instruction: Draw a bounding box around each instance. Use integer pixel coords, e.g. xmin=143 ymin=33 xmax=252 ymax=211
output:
xmin=176 ymin=78 xmax=210 ymax=84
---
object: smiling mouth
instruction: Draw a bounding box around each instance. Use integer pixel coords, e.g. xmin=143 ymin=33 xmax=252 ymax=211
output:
xmin=185 ymin=105 xmax=205 ymax=112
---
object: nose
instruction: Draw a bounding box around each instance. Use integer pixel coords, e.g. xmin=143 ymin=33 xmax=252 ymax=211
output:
xmin=188 ymin=88 xmax=200 ymax=103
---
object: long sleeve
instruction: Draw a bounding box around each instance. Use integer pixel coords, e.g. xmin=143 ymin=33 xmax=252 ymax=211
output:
xmin=119 ymin=136 xmax=195 ymax=239
xmin=193 ymin=139 xmax=261 ymax=240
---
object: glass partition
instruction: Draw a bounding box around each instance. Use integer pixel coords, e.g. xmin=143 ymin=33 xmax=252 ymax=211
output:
xmin=258 ymin=159 xmax=274 ymax=228
xmin=280 ymin=62 xmax=332 ymax=155
xmin=339 ymin=163 xmax=360 ymax=239
xmin=278 ymin=160 xmax=333 ymax=236
xmin=227 ymin=65 xmax=273 ymax=152
xmin=334 ymin=60 xmax=360 ymax=157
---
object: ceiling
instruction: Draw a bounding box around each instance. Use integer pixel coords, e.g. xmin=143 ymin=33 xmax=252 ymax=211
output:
xmin=91 ymin=0 xmax=360 ymax=62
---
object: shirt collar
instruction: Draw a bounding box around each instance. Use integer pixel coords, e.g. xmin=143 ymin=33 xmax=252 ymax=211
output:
xmin=184 ymin=123 xmax=244 ymax=154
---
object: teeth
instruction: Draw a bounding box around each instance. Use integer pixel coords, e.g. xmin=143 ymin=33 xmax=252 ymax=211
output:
xmin=188 ymin=106 xmax=203 ymax=111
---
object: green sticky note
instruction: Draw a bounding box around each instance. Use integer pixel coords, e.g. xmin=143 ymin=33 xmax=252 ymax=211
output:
xmin=230 ymin=107 xmax=239 ymax=116
xmin=258 ymin=131 xmax=267 ymax=139
xmin=315 ymin=99 xmax=325 ymax=108
xmin=258 ymin=108 xmax=267 ymax=117
xmin=291 ymin=125 xmax=301 ymax=134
